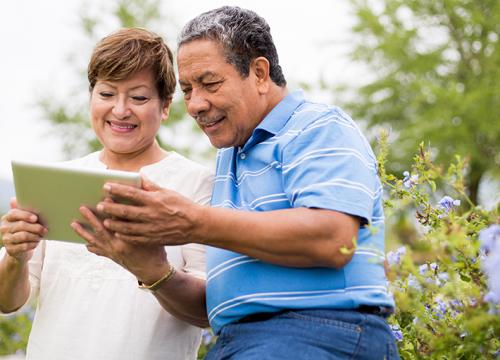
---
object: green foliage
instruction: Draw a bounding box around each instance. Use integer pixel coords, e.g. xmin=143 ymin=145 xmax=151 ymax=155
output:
xmin=378 ymin=131 xmax=500 ymax=358
xmin=0 ymin=139 xmax=498 ymax=357
xmin=345 ymin=0 xmax=500 ymax=203
xmin=0 ymin=309 xmax=33 ymax=356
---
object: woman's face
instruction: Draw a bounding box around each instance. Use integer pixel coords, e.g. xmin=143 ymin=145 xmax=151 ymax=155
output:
xmin=90 ymin=68 xmax=169 ymax=158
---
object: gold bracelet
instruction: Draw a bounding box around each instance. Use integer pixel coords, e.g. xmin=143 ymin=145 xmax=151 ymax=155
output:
xmin=138 ymin=265 xmax=176 ymax=292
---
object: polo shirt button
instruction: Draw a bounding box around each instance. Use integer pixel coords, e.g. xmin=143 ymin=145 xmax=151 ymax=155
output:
xmin=240 ymin=153 xmax=246 ymax=160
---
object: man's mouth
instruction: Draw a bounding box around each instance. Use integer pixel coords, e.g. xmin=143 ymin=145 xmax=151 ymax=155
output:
xmin=200 ymin=116 xmax=224 ymax=129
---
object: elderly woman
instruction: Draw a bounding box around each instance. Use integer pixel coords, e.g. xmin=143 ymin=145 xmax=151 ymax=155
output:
xmin=0 ymin=28 xmax=212 ymax=359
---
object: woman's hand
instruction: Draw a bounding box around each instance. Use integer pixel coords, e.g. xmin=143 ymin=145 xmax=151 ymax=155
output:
xmin=0 ymin=199 xmax=46 ymax=264
xmin=71 ymin=205 xmax=171 ymax=284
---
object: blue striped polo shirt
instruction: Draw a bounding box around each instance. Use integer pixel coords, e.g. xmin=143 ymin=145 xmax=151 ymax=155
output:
xmin=207 ymin=90 xmax=394 ymax=334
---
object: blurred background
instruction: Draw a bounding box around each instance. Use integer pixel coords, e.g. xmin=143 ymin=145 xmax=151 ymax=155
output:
xmin=0 ymin=0 xmax=498 ymax=357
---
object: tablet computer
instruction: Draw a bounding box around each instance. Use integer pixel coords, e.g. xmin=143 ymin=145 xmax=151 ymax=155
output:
xmin=11 ymin=159 xmax=141 ymax=243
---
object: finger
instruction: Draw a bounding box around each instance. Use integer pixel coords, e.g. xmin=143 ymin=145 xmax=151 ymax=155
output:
xmin=103 ymin=218 xmax=152 ymax=236
xmin=10 ymin=221 xmax=47 ymax=237
xmin=103 ymin=182 xmax=150 ymax=205
xmin=71 ymin=221 xmax=97 ymax=245
xmin=3 ymin=209 xmax=38 ymax=224
xmin=10 ymin=198 xmax=17 ymax=209
xmin=141 ymin=175 xmax=162 ymax=191
xmin=78 ymin=207 xmax=111 ymax=243
xmin=97 ymin=202 xmax=146 ymax=221
xmin=7 ymin=241 xmax=39 ymax=255
xmin=85 ymin=244 xmax=106 ymax=257
xmin=6 ymin=231 xmax=42 ymax=244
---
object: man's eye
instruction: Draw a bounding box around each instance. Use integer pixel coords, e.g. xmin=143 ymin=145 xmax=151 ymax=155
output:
xmin=205 ymin=82 xmax=222 ymax=91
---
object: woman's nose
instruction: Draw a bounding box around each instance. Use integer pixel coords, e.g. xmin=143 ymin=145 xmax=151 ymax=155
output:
xmin=112 ymin=97 xmax=132 ymax=119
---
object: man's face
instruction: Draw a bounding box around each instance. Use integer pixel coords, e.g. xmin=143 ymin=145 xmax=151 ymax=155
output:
xmin=178 ymin=39 xmax=263 ymax=148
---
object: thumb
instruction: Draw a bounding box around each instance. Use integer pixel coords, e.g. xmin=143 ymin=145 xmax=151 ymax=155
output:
xmin=141 ymin=175 xmax=162 ymax=192
xmin=10 ymin=197 xmax=17 ymax=209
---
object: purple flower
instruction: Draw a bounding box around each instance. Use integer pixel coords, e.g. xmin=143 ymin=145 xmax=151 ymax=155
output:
xmin=436 ymin=272 xmax=449 ymax=286
xmin=419 ymin=264 xmax=429 ymax=275
xmin=479 ymin=224 xmax=500 ymax=253
xmin=407 ymin=274 xmax=421 ymax=290
xmin=390 ymin=325 xmax=403 ymax=341
xmin=434 ymin=298 xmax=448 ymax=318
xmin=438 ymin=196 xmax=461 ymax=213
xmin=402 ymin=171 xmax=419 ymax=188
xmin=387 ymin=246 xmax=406 ymax=266
xmin=479 ymin=225 xmax=500 ymax=307
xmin=201 ymin=329 xmax=214 ymax=346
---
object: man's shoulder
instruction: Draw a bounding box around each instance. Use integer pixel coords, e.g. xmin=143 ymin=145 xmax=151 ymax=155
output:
xmin=286 ymin=101 xmax=354 ymax=134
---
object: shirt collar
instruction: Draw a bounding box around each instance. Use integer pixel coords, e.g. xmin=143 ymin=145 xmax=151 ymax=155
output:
xmin=240 ymin=90 xmax=305 ymax=151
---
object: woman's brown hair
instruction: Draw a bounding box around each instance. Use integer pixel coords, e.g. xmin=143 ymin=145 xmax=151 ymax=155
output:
xmin=88 ymin=28 xmax=176 ymax=102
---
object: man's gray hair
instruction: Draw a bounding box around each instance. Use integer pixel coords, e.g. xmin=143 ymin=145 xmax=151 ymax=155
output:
xmin=178 ymin=6 xmax=286 ymax=87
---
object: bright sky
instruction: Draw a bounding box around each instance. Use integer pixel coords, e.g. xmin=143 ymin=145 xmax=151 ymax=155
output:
xmin=0 ymin=0 xmax=358 ymax=182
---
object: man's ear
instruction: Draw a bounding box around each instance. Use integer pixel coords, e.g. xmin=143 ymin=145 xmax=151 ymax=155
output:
xmin=251 ymin=57 xmax=271 ymax=94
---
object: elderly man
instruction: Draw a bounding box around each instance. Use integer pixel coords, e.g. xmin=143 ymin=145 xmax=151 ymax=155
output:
xmin=86 ymin=6 xmax=399 ymax=359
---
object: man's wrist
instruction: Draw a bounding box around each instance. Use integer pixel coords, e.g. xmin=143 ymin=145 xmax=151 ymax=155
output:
xmin=190 ymin=204 xmax=210 ymax=245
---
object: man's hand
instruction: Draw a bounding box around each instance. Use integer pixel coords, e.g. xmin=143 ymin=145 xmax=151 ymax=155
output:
xmin=96 ymin=176 xmax=203 ymax=247
xmin=71 ymin=204 xmax=171 ymax=284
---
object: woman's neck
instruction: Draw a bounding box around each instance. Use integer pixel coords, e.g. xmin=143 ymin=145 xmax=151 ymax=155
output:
xmin=99 ymin=142 xmax=167 ymax=172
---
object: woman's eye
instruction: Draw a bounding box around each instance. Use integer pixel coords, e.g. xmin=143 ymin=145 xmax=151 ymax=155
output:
xmin=99 ymin=92 xmax=114 ymax=98
xmin=131 ymin=96 xmax=148 ymax=102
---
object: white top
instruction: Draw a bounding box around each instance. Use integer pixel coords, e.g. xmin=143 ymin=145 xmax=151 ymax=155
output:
xmin=1 ymin=151 xmax=213 ymax=360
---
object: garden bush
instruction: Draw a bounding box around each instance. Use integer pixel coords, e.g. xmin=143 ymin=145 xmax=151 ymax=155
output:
xmin=1 ymin=135 xmax=498 ymax=358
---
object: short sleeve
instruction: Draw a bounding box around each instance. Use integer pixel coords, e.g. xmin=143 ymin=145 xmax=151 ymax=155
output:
xmin=281 ymin=110 xmax=379 ymax=224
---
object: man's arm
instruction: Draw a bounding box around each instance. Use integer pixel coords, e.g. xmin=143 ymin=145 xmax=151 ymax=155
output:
xmin=98 ymin=178 xmax=359 ymax=268
xmin=72 ymin=206 xmax=209 ymax=327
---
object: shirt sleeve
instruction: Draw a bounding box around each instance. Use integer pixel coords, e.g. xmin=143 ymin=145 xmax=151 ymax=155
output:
xmin=281 ymin=109 xmax=380 ymax=224
xmin=0 ymin=240 xmax=45 ymax=314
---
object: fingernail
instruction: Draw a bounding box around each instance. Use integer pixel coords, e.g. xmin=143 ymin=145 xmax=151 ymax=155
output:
xmin=30 ymin=215 xmax=37 ymax=222
xmin=97 ymin=204 xmax=103 ymax=211
xmin=103 ymin=184 xmax=111 ymax=191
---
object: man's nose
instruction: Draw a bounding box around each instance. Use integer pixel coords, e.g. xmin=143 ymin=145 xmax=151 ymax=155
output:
xmin=187 ymin=89 xmax=210 ymax=117
xmin=112 ymin=96 xmax=132 ymax=119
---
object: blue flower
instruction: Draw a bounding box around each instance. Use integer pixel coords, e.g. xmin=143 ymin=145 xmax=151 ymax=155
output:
xmin=434 ymin=298 xmax=448 ymax=318
xmin=436 ymin=272 xmax=449 ymax=286
xmin=402 ymin=171 xmax=419 ymax=188
xmin=387 ymin=246 xmax=406 ymax=266
xmin=419 ymin=264 xmax=429 ymax=275
xmin=438 ymin=196 xmax=461 ymax=213
xmin=479 ymin=224 xmax=500 ymax=253
xmin=390 ymin=325 xmax=403 ymax=341
xmin=407 ymin=274 xmax=421 ymax=290
xmin=479 ymin=225 xmax=500 ymax=308
xmin=201 ymin=329 xmax=214 ymax=346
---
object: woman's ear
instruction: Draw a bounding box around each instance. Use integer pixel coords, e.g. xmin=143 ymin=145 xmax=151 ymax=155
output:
xmin=251 ymin=57 xmax=271 ymax=94
xmin=161 ymin=99 xmax=171 ymax=122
